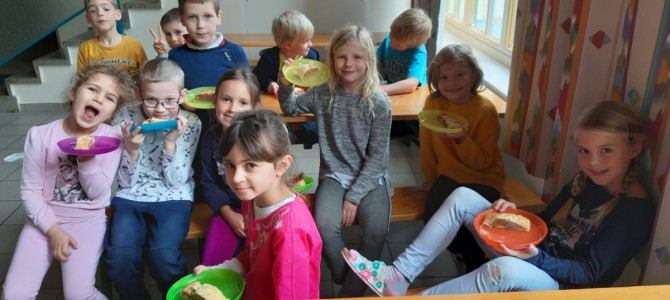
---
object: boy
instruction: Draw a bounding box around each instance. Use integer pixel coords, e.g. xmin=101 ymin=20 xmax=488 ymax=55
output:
xmin=150 ymin=7 xmax=187 ymax=58
xmin=78 ymin=0 xmax=147 ymax=81
xmin=105 ymin=59 xmax=201 ymax=299
xmin=377 ymin=8 xmax=432 ymax=95
xmin=169 ymin=0 xmax=249 ymax=130
xmin=253 ymin=10 xmax=319 ymax=95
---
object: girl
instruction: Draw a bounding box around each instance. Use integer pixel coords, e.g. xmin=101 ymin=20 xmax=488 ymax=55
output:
xmin=3 ymin=64 xmax=135 ymax=299
xmin=200 ymin=67 xmax=262 ymax=265
xmin=193 ymin=110 xmax=322 ymax=300
xmin=420 ymin=44 xmax=506 ymax=271
xmin=343 ymin=101 xmax=655 ymax=296
xmin=277 ymin=24 xmax=393 ymax=297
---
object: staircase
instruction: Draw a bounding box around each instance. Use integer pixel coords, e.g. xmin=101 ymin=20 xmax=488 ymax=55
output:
xmin=2 ymin=0 xmax=165 ymax=112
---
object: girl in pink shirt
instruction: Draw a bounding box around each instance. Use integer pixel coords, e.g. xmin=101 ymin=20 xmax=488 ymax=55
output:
xmin=3 ymin=65 xmax=135 ymax=300
xmin=193 ymin=110 xmax=322 ymax=300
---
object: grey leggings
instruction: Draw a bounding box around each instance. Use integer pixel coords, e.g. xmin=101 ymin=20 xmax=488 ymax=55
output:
xmin=314 ymin=177 xmax=391 ymax=297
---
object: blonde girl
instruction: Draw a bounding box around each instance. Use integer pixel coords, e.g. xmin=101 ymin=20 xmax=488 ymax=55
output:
xmin=193 ymin=110 xmax=322 ymax=299
xmin=277 ymin=24 xmax=393 ymax=297
xmin=343 ymin=101 xmax=655 ymax=296
xmin=3 ymin=64 xmax=135 ymax=299
xmin=421 ymin=44 xmax=506 ymax=271
xmin=199 ymin=67 xmax=262 ymax=265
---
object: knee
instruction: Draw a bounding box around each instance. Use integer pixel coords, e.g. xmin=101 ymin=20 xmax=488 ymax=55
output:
xmin=146 ymin=247 xmax=181 ymax=268
xmin=484 ymin=257 xmax=524 ymax=284
xmin=106 ymin=247 xmax=142 ymax=272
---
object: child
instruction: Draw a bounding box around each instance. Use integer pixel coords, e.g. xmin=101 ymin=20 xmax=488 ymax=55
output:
xmin=200 ymin=67 xmax=263 ymax=265
xmin=193 ymin=109 xmax=322 ymax=299
xmin=253 ymin=10 xmax=319 ymax=95
xmin=278 ymin=24 xmax=393 ymax=297
xmin=343 ymin=101 xmax=655 ymax=296
xmin=420 ymin=44 xmax=505 ymax=272
xmin=150 ymin=7 xmax=187 ymax=58
xmin=169 ymin=0 xmax=249 ymax=131
xmin=2 ymin=64 xmax=135 ymax=299
xmin=105 ymin=59 xmax=201 ymax=299
xmin=78 ymin=0 xmax=147 ymax=81
xmin=377 ymin=8 xmax=432 ymax=96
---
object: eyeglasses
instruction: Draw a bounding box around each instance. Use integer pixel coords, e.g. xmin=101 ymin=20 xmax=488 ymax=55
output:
xmin=142 ymin=95 xmax=181 ymax=109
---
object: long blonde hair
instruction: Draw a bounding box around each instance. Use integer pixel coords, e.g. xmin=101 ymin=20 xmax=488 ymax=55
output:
xmin=551 ymin=101 xmax=646 ymax=226
xmin=327 ymin=24 xmax=381 ymax=116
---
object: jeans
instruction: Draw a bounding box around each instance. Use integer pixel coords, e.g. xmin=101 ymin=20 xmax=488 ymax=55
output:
xmin=314 ymin=177 xmax=391 ymax=297
xmin=104 ymin=197 xmax=192 ymax=299
xmin=393 ymin=187 xmax=559 ymax=294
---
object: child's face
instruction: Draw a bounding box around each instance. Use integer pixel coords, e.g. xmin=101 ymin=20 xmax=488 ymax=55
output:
xmin=333 ymin=42 xmax=368 ymax=94
xmin=282 ymin=35 xmax=313 ymax=59
xmin=180 ymin=2 xmax=222 ymax=48
xmin=574 ymin=129 xmax=641 ymax=195
xmin=162 ymin=20 xmax=187 ymax=49
xmin=437 ymin=61 xmax=476 ymax=104
xmin=223 ymin=144 xmax=289 ymax=203
xmin=215 ymin=80 xmax=254 ymax=129
xmin=68 ymin=73 xmax=120 ymax=133
xmin=140 ymin=81 xmax=186 ymax=120
xmin=85 ymin=0 xmax=121 ymax=32
xmin=389 ymin=35 xmax=411 ymax=51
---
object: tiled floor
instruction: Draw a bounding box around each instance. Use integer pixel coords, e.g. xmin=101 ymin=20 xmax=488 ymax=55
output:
xmin=0 ymin=112 xmax=460 ymax=299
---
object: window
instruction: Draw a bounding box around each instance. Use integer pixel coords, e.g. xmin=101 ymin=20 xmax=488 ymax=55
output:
xmin=443 ymin=0 xmax=517 ymax=65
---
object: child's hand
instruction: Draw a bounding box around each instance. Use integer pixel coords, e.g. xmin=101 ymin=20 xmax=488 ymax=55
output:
xmin=277 ymin=58 xmax=294 ymax=87
xmin=501 ymin=243 xmax=538 ymax=259
xmin=221 ymin=207 xmax=246 ymax=238
xmin=193 ymin=265 xmax=210 ymax=275
xmin=163 ymin=115 xmax=188 ymax=155
xmin=150 ymin=27 xmax=169 ymax=57
xmin=181 ymin=96 xmax=196 ymax=112
xmin=437 ymin=127 xmax=468 ymax=143
xmin=268 ymin=82 xmax=279 ymax=96
xmin=122 ymin=122 xmax=145 ymax=161
xmin=491 ymin=199 xmax=517 ymax=212
xmin=342 ymin=200 xmax=358 ymax=226
xmin=46 ymin=224 xmax=78 ymax=262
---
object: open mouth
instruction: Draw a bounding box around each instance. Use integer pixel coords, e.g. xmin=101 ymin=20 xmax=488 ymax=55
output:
xmin=83 ymin=106 xmax=100 ymax=121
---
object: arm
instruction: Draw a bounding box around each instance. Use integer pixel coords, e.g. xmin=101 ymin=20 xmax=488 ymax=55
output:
xmin=162 ymin=114 xmax=201 ymax=188
xmin=77 ymin=129 xmax=123 ymax=200
xmin=345 ymin=101 xmax=393 ymax=203
xmin=277 ymin=80 xmax=315 ymax=116
xmin=380 ymin=78 xmax=420 ymax=95
xmin=253 ymin=50 xmax=279 ymax=93
xmin=525 ymin=200 xmax=654 ymax=287
xmin=452 ymin=106 xmax=501 ymax=170
xmin=20 ymin=127 xmax=59 ymax=233
xmin=272 ymin=227 xmax=320 ymax=299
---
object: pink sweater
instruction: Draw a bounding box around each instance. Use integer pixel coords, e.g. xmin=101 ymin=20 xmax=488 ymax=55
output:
xmin=238 ymin=196 xmax=322 ymax=300
xmin=20 ymin=119 xmax=122 ymax=233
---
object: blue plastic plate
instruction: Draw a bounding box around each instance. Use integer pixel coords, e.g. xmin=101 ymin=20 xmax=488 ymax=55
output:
xmin=130 ymin=119 xmax=178 ymax=133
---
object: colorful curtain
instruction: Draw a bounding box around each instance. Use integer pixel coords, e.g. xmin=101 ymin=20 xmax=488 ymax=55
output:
xmin=503 ymin=0 xmax=670 ymax=284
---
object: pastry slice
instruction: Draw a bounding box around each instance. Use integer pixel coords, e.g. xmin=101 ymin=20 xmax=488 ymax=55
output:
xmin=482 ymin=212 xmax=531 ymax=232
xmin=295 ymin=63 xmax=319 ymax=80
xmin=75 ymin=135 xmax=95 ymax=150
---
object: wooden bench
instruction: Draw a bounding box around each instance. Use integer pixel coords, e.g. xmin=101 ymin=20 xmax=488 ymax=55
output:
xmin=183 ymin=179 xmax=544 ymax=240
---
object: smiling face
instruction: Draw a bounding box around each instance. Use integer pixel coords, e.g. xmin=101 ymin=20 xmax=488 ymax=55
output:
xmin=282 ymin=35 xmax=313 ymax=59
xmin=140 ymin=81 xmax=186 ymax=120
xmin=66 ymin=73 xmax=121 ymax=135
xmin=436 ymin=61 xmax=476 ymax=104
xmin=223 ymin=144 xmax=291 ymax=206
xmin=333 ymin=42 xmax=367 ymax=94
xmin=85 ymin=0 xmax=121 ymax=32
xmin=215 ymin=80 xmax=254 ymax=129
xmin=180 ymin=1 xmax=222 ymax=48
xmin=162 ymin=20 xmax=187 ymax=49
xmin=574 ymin=129 xmax=641 ymax=195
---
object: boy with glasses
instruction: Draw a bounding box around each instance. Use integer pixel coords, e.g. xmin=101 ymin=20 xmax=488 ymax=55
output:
xmin=106 ymin=59 xmax=201 ymax=299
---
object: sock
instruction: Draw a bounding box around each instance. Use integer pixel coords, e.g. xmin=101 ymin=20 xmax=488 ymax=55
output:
xmin=382 ymin=264 xmax=410 ymax=296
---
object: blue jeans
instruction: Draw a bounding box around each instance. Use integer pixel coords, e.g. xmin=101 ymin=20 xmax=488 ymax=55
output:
xmin=104 ymin=197 xmax=192 ymax=299
xmin=393 ymin=187 xmax=559 ymax=295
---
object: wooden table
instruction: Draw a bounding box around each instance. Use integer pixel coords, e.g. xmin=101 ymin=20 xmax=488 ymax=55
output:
xmin=260 ymin=85 xmax=506 ymax=123
xmin=226 ymin=32 xmax=387 ymax=48
xmin=329 ymin=284 xmax=670 ymax=299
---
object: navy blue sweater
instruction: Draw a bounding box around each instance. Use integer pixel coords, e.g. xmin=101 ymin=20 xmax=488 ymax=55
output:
xmin=199 ymin=126 xmax=240 ymax=213
xmin=526 ymin=178 xmax=655 ymax=288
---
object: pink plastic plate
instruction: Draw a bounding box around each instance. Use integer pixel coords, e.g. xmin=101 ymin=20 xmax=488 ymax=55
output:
xmin=57 ymin=136 xmax=122 ymax=156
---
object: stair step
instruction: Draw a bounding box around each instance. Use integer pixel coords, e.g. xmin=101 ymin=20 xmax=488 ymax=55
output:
xmin=61 ymin=30 xmax=96 ymax=48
